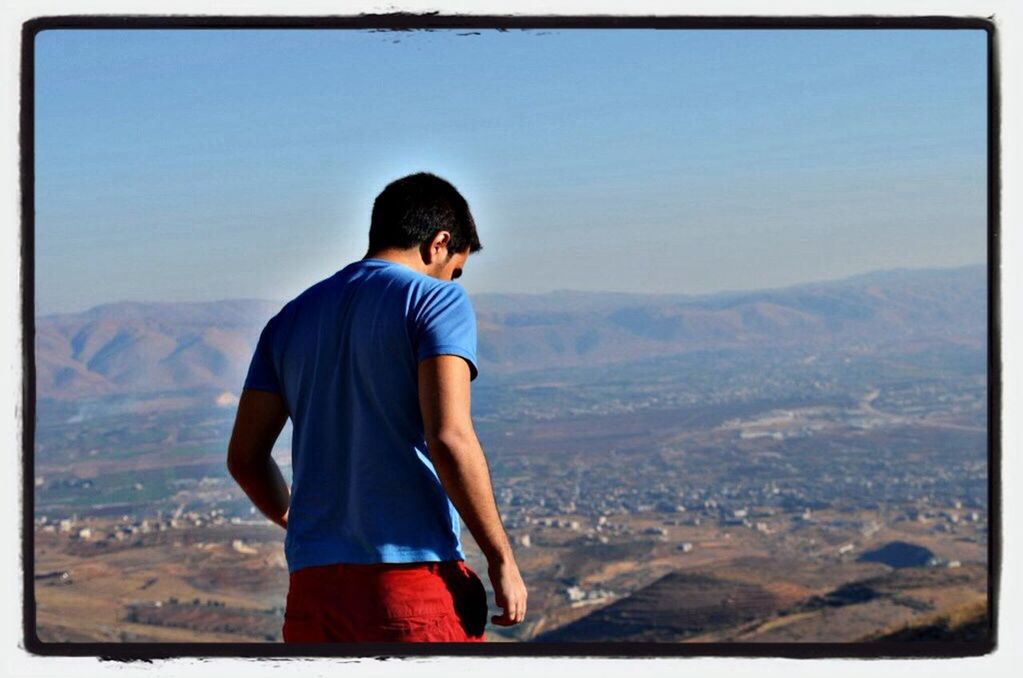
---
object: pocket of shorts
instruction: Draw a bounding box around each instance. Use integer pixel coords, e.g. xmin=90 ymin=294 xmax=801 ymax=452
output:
xmin=452 ymin=565 xmax=488 ymax=638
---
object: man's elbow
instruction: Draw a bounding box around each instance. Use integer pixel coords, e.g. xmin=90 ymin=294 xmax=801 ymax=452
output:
xmin=226 ymin=454 xmax=244 ymax=480
xmin=226 ymin=443 xmax=260 ymax=479
xmin=427 ymin=426 xmax=477 ymax=461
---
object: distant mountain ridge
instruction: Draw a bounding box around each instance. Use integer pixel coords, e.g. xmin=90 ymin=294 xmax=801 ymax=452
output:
xmin=34 ymin=265 xmax=985 ymax=400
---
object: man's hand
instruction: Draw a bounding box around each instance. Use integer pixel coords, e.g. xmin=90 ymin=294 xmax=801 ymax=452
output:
xmin=489 ymin=559 xmax=528 ymax=626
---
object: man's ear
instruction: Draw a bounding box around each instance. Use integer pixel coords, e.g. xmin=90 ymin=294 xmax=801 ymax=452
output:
xmin=423 ymin=231 xmax=452 ymax=265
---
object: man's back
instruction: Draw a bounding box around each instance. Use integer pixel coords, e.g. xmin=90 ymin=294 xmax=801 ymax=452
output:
xmin=228 ymin=172 xmax=526 ymax=641
xmin=244 ymin=258 xmax=479 ymax=572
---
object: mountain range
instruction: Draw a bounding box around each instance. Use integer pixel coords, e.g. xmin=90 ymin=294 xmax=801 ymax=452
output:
xmin=34 ymin=264 xmax=985 ymax=400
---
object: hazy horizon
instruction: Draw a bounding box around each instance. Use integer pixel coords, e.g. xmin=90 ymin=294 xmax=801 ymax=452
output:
xmin=33 ymin=260 xmax=986 ymax=317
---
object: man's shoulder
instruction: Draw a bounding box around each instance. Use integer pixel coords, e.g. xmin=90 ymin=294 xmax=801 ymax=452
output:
xmin=412 ymin=280 xmax=473 ymax=316
xmin=275 ymin=273 xmax=338 ymax=314
xmin=262 ymin=269 xmax=348 ymax=332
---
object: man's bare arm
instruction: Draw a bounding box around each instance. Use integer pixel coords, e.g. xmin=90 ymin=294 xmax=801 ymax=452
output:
xmin=418 ymin=355 xmax=527 ymax=626
xmin=227 ymin=389 xmax=291 ymax=529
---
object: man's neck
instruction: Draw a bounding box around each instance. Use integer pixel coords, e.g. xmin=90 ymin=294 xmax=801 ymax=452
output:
xmin=364 ymin=248 xmax=428 ymax=275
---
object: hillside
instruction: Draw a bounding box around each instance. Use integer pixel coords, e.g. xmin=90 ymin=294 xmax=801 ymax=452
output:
xmin=534 ymin=559 xmax=988 ymax=643
xmin=34 ymin=264 xmax=984 ymax=399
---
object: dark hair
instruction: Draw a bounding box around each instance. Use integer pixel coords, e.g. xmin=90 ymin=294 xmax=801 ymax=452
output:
xmin=367 ymin=172 xmax=482 ymax=257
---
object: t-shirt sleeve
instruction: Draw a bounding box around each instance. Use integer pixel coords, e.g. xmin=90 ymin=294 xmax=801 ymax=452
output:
xmin=243 ymin=317 xmax=282 ymax=393
xmin=413 ymin=283 xmax=479 ymax=381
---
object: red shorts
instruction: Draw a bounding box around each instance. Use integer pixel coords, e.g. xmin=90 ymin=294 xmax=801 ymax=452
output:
xmin=282 ymin=560 xmax=488 ymax=642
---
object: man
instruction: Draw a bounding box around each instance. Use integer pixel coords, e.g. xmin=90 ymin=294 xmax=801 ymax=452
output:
xmin=226 ymin=172 xmax=527 ymax=642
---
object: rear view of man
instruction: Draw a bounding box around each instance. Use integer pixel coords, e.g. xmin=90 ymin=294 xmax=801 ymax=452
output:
xmin=226 ymin=172 xmax=527 ymax=642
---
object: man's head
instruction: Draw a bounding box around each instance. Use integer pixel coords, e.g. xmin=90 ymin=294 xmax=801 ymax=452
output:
xmin=367 ymin=173 xmax=482 ymax=279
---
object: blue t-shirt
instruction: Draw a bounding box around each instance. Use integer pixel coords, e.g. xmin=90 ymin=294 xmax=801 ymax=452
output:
xmin=243 ymin=258 xmax=479 ymax=573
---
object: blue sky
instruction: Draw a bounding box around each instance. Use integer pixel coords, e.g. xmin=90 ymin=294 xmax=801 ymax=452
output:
xmin=34 ymin=28 xmax=987 ymax=314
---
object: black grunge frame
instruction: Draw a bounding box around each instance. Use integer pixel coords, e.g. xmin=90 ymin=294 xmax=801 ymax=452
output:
xmin=19 ymin=12 xmax=1001 ymax=661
